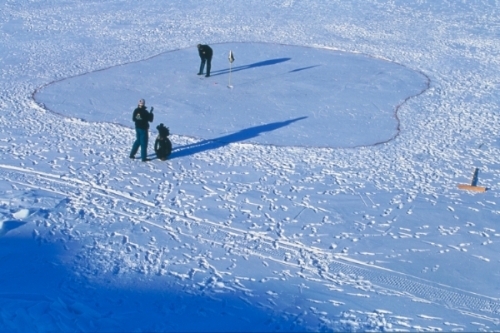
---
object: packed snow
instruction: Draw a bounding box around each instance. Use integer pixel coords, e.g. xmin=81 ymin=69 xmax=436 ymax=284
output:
xmin=1 ymin=0 xmax=500 ymax=332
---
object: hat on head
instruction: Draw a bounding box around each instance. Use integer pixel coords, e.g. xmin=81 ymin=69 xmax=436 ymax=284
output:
xmin=139 ymin=99 xmax=145 ymax=105
xmin=156 ymin=123 xmax=170 ymax=137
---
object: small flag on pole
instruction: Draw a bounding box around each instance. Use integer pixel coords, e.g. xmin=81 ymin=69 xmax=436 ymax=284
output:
xmin=228 ymin=50 xmax=235 ymax=88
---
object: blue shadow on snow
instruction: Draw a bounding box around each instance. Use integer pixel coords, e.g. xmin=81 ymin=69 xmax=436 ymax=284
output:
xmin=170 ymin=116 xmax=307 ymax=159
xmin=0 ymin=221 xmax=26 ymax=237
xmin=210 ymin=58 xmax=291 ymax=77
xmin=0 ymin=235 xmax=314 ymax=332
xmin=289 ymin=65 xmax=321 ymax=73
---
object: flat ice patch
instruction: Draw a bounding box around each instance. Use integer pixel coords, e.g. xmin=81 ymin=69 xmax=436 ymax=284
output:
xmin=35 ymin=43 xmax=428 ymax=147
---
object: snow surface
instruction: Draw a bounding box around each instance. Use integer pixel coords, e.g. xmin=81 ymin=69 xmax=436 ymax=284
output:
xmin=1 ymin=0 xmax=500 ymax=332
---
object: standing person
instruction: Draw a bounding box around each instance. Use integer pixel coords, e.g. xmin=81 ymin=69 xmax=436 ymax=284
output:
xmin=197 ymin=44 xmax=213 ymax=77
xmin=129 ymin=98 xmax=154 ymax=162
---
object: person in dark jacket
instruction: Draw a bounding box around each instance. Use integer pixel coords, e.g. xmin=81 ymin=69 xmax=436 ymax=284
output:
xmin=129 ymin=98 xmax=154 ymax=162
xmin=154 ymin=123 xmax=172 ymax=161
xmin=197 ymin=44 xmax=213 ymax=77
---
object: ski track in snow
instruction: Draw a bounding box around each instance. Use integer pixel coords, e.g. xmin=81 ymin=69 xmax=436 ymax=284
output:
xmin=1 ymin=148 xmax=500 ymax=330
xmin=1 ymin=0 xmax=500 ymax=331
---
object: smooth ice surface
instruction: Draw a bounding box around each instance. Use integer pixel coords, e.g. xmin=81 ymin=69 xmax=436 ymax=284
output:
xmin=35 ymin=43 xmax=428 ymax=147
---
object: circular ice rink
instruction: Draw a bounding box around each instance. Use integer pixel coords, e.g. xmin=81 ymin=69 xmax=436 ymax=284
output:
xmin=35 ymin=43 xmax=429 ymax=148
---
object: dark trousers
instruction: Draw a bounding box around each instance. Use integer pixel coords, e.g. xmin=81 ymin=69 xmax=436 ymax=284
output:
xmin=199 ymin=57 xmax=212 ymax=76
xmin=130 ymin=128 xmax=148 ymax=161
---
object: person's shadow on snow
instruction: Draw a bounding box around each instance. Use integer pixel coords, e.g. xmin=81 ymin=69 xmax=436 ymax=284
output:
xmin=209 ymin=58 xmax=291 ymax=77
xmin=170 ymin=116 xmax=307 ymax=159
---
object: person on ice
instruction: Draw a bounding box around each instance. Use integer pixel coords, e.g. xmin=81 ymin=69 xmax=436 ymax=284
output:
xmin=129 ymin=98 xmax=154 ymax=162
xmin=154 ymin=123 xmax=172 ymax=161
xmin=197 ymin=44 xmax=213 ymax=77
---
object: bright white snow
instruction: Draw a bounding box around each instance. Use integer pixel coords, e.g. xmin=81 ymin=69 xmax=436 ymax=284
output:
xmin=1 ymin=0 xmax=500 ymax=332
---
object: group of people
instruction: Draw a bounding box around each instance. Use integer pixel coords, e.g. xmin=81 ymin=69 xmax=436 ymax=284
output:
xmin=129 ymin=44 xmax=212 ymax=162
xmin=129 ymin=98 xmax=172 ymax=162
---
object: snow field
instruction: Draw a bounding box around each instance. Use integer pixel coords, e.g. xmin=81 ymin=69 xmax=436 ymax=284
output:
xmin=1 ymin=0 xmax=500 ymax=332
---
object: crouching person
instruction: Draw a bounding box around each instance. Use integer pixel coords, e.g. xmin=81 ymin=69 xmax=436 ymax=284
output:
xmin=155 ymin=123 xmax=172 ymax=161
